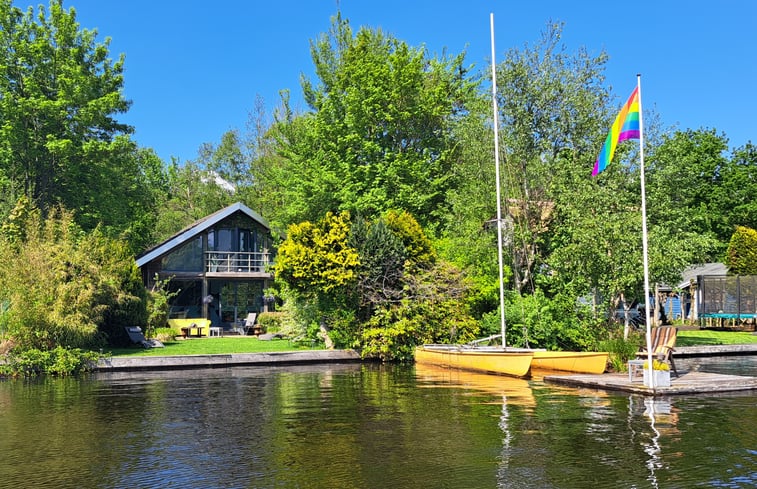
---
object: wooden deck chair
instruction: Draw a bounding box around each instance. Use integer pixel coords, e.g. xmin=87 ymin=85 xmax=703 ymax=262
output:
xmin=636 ymin=326 xmax=678 ymax=377
xmin=243 ymin=313 xmax=258 ymax=335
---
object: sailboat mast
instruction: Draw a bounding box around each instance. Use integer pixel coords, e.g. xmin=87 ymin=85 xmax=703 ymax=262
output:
xmin=490 ymin=13 xmax=507 ymax=347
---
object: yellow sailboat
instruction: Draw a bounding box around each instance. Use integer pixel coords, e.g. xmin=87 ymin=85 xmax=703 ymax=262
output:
xmin=415 ymin=344 xmax=534 ymax=378
xmin=531 ymin=350 xmax=609 ymax=374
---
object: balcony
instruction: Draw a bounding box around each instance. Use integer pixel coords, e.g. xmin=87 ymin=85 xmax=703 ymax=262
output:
xmin=205 ymin=251 xmax=274 ymax=277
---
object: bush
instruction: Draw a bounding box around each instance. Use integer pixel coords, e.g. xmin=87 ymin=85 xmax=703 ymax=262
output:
xmin=257 ymin=312 xmax=287 ymax=333
xmin=598 ymin=332 xmax=642 ymax=372
xmin=152 ymin=327 xmax=176 ymax=342
xmin=0 ymin=204 xmax=147 ymax=350
xmin=0 ymin=346 xmax=100 ymax=378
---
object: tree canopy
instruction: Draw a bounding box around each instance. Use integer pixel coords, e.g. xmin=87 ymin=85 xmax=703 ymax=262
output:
xmin=261 ymin=14 xmax=476 ymax=231
xmin=0 ymin=0 xmax=159 ymax=250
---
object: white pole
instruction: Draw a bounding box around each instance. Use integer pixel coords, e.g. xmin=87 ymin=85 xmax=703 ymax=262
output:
xmin=637 ymin=74 xmax=655 ymax=387
xmin=490 ymin=13 xmax=507 ymax=348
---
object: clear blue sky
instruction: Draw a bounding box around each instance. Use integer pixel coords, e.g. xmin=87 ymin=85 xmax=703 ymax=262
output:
xmin=15 ymin=0 xmax=757 ymax=163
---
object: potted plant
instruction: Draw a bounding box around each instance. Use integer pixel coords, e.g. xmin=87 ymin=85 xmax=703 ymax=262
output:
xmin=643 ymin=359 xmax=671 ymax=387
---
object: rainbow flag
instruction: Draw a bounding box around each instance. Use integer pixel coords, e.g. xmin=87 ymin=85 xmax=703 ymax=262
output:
xmin=592 ymin=86 xmax=641 ymax=176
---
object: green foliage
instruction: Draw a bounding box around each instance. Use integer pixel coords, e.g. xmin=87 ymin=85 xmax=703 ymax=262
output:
xmin=257 ymin=312 xmax=287 ymax=333
xmin=152 ymin=327 xmax=176 ymax=342
xmin=598 ymin=333 xmax=642 ymax=372
xmin=0 ymin=206 xmax=147 ymax=350
xmin=383 ymin=210 xmax=436 ymax=267
xmin=0 ymin=346 xmax=99 ymax=377
xmin=276 ymin=211 xmax=360 ymax=294
xmin=146 ymin=275 xmax=178 ymax=338
xmin=262 ymin=13 xmax=475 ymax=230
xmin=726 ymin=226 xmax=757 ymax=275
xmin=495 ymin=290 xmax=606 ymax=351
xmin=275 ymin=209 xmax=477 ymax=360
xmin=0 ymin=1 xmax=161 ymax=249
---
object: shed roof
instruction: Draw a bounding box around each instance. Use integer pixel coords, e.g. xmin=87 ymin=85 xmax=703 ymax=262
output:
xmin=678 ymin=263 xmax=728 ymax=288
xmin=135 ymin=202 xmax=269 ymax=268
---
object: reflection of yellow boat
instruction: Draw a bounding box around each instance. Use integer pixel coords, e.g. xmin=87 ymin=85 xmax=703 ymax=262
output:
xmin=531 ymin=351 xmax=608 ymax=374
xmin=415 ymin=345 xmax=534 ymax=377
xmin=415 ymin=362 xmax=535 ymax=406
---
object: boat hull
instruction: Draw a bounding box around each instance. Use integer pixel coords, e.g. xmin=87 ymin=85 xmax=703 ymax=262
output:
xmin=531 ymin=351 xmax=609 ymax=374
xmin=415 ymin=345 xmax=534 ymax=377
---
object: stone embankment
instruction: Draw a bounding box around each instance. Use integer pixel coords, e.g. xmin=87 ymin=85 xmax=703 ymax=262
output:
xmin=96 ymin=349 xmax=362 ymax=371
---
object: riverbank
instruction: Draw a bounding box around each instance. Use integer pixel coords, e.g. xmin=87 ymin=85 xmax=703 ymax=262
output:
xmin=94 ymin=344 xmax=757 ymax=372
xmin=95 ymin=349 xmax=362 ymax=371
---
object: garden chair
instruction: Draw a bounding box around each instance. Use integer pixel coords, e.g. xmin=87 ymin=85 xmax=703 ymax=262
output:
xmin=243 ymin=313 xmax=259 ymax=335
xmin=636 ymin=326 xmax=678 ymax=377
xmin=124 ymin=326 xmax=164 ymax=349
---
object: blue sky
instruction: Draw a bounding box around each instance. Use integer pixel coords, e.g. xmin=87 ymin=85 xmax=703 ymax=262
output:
xmin=15 ymin=1 xmax=757 ymax=163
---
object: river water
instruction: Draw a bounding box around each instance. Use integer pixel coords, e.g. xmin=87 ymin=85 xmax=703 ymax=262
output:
xmin=1 ymin=357 xmax=756 ymax=488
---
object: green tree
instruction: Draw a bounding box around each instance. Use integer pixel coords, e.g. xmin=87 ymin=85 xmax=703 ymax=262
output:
xmin=726 ymin=226 xmax=757 ymax=275
xmin=718 ymin=143 xmax=757 ymax=234
xmin=0 ymin=1 xmax=161 ymax=250
xmin=264 ymin=13 xmax=475 ymax=229
xmin=646 ymin=129 xmax=731 ymax=254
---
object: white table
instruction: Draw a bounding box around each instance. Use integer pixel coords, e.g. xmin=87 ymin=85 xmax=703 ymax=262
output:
xmin=627 ymin=359 xmax=645 ymax=382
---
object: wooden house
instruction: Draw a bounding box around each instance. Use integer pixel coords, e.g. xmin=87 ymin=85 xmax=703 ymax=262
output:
xmin=136 ymin=202 xmax=275 ymax=333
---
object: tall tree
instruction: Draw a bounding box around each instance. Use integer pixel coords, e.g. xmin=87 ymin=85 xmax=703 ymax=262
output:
xmin=264 ymin=13 xmax=476 ymax=230
xmin=0 ymin=0 xmax=155 ymax=242
xmin=495 ymin=22 xmax=612 ymax=294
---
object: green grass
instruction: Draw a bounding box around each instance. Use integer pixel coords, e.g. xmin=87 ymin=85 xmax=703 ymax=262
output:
xmin=106 ymin=337 xmax=322 ymax=357
xmin=102 ymin=329 xmax=756 ymax=357
xmin=676 ymin=329 xmax=757 ymax=347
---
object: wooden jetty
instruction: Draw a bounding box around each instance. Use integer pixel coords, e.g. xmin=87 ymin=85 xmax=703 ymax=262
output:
xmin=543 ymin=370 xmax=757 ymax=396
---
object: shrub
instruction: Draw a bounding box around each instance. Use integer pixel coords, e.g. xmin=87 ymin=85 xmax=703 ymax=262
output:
xmin=0 ymin=346 xmax=100 ymax=378
xmin=599 ymin=332 xmax=642 ymax=372
xmin=152 ymin=327 xmax=176 ymax=342
xmin=257 ymin=312 xmax=287 ymax=333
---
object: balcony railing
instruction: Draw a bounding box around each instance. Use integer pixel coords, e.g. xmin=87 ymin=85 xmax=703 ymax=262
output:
xmin=205 ymin=251 xmax=273 ymax=274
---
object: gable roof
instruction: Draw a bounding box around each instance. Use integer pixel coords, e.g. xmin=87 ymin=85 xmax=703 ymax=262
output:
xmin=136 ymin=202 xmax=270 ymax=268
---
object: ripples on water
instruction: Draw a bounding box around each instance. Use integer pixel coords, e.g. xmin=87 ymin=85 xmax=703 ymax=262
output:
xmin=0 ymin=358 xmax=755 ymax=488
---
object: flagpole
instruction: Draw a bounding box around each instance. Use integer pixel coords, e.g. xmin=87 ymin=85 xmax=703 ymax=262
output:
xmin=637 ymin=74 xmax=655 ymax=387
xmin=490 ymin=13 xmax=507 ymax=348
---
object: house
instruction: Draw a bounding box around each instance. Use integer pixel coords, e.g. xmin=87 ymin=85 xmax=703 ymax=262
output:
xmin=136 ymin=202 xmax=275 ymax=332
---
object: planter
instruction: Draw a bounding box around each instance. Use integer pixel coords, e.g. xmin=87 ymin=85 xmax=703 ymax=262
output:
xmin=643 ymin=368 xmax=671 ymax=388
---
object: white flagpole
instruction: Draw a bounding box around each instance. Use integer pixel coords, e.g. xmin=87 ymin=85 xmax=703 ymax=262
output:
xmin=637 ymin=74 xmax=655 ymax=387
xmin=490 ymin=13 xmax=507 ymax=348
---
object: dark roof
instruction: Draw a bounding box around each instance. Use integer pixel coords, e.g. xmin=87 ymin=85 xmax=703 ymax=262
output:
xmin=678 ymin=263 xmax=728 ymax=288
xmin=136 ymin=202 xmax=269 ymax=268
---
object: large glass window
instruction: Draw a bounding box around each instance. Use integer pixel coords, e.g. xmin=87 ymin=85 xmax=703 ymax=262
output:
xmin=161 ymin=236 xmax=203 ymax=271
xmin=217 ymin=281 xmax=263 ymax=324
xmin=216 ymin=228 xmax=234 ymax=252
xmin=239 ymin=229 xmax=252 ymax=252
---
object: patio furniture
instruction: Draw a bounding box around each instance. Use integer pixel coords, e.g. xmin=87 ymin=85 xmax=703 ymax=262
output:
xmin=124 ymin=326 xmax=164 ymax=348
xmin=636 ymin=326 xmax=678 ymax=377
xmin=243 ymin=313 xmax=260 ymax=336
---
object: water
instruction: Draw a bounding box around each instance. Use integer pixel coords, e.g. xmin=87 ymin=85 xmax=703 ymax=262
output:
xmin=1 ymin=357 xmax=756 ymax=488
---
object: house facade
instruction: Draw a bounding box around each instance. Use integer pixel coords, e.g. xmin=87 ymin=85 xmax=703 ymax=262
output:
xmin=136 ymin=202 xmax=275 ymax=331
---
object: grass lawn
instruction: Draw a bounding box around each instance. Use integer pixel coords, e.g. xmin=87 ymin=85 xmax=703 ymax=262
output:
xmin=676 ymin=329 xmax=757 ymax=347
xmin=106 ymin=336 xmax=322 ymax=357
xmin=103 ymin=328 xmax=756 ymax=357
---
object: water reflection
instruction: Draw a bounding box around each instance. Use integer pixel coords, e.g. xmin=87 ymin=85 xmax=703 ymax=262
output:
xmin=1 ymin=361 xmax=756 ymax=488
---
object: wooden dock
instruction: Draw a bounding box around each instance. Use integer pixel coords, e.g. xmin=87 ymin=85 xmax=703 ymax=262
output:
xmin=543 ymin=370 xmax=757 ymax=396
